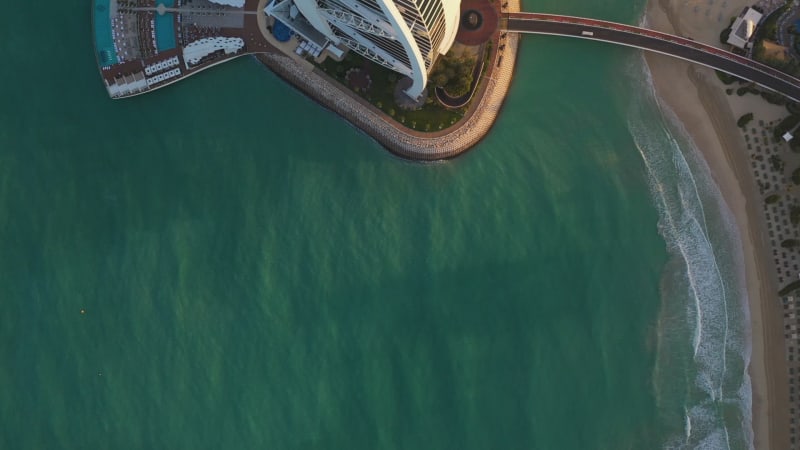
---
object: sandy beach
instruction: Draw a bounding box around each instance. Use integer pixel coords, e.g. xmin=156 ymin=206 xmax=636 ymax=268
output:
xmin=643 ymin=0 xmax=790 ymax=448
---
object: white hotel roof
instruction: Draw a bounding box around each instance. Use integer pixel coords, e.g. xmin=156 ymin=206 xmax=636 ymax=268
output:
xmin=727 ymin=7 xmax=763 ymax=49
xmin=183 ymin=37 xmax=245 ymax=66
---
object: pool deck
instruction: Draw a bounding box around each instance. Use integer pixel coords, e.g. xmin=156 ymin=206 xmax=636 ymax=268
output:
xmin=94 ymin=0 xmax=276 ymax=97
xmin=93 ymin=0 xmax=519 ymax=160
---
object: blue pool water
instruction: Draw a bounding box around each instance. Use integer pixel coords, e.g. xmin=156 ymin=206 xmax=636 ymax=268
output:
xmin=155 ymin=13 xmax=176 ymax=52
xmin=273 ymin=20 xmax=294 ymax=42
xmin=93 ymin=0 xmax=118 ymax=65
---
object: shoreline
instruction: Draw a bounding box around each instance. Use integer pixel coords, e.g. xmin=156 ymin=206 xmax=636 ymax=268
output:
xmin=643 ymin=0 xmax=789 ymax=448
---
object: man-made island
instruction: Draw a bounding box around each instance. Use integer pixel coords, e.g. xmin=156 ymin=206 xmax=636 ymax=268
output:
xmin=92 ymin=0 xmax=520 ymax=159
xmin=93 ymin=0 xmax=799 ymax=160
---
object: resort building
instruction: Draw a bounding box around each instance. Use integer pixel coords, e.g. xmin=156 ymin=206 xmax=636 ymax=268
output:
xmin=727 ymin=6 xmax=763 ymax=49
xmin=266 ymin=0 xmax=461 ymax=99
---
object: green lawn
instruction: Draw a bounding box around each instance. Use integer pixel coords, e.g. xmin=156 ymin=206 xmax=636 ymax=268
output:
xmin=317 ymin=52 xmax=471 ymax=132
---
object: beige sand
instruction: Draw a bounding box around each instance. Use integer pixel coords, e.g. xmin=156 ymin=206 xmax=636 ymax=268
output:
xmin=644 ymin=1 xmax=790 ymax=448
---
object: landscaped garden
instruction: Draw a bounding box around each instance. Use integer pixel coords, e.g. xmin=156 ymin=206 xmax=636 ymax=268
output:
xmin=316 ymin=46 xmax=489 ymax=132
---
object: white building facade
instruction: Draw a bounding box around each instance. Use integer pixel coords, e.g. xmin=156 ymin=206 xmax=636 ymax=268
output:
xmin=726 ymin=7 xmax=762 ymax=49
xmin=288 ymin=0 xmax=461 ymax=99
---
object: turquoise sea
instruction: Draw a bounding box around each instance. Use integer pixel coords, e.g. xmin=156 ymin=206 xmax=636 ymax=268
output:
xmin=0 ymin=0 xmax=752 ymax=448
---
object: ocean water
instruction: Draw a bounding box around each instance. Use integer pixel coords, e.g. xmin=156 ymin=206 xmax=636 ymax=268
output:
xmin=628 ymin=62 xmax=752 ymax=449
xmin=0 ymin=1 xmax=751 ymax=449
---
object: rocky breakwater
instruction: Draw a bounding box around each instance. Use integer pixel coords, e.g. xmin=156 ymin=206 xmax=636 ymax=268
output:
xmin=255 ymin=0 xmax=519 ymax=161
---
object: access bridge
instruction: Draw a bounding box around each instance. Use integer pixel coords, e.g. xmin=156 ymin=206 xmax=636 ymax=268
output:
xmin=503 ymin=12 xmax=800 ymax=102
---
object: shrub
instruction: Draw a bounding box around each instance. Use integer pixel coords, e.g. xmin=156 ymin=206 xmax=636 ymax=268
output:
xmin=792 ymin=205 xmax=800 ymax=224
xmin=769 ymin=154 xmax=784 ymax=172
xmin=761 ymin=90 xmax=787 ymax=105
xmin=737 ymin=113 xmax=754 ymax=128
xmin=782 ymin=239 xmax=800 ymax=248
xmin=715 ymin=70 xmax=740 ymax=85
xmin=773 ymin=114 xmax=800 ymax=141
xmin=791 ymin=138 xmax=800 ymax=153
xmin=429 ymin=50 xmax=476 ymax=97
xmin=720 ymin=28 xmax=731 ymax=46
xmin=792 ymin=168 xmax=800 ymax=185
xmin=780 ymin=279 xmax=800 ymax=296
xmin=766 ymin=194 xmax=781 ymax=204
xmin=719 ymin=17 xmax=736 ymax=45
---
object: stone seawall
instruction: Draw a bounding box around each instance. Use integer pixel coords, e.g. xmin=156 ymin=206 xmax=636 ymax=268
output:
xmin=255 ymin=1 xmax=520 ymax=161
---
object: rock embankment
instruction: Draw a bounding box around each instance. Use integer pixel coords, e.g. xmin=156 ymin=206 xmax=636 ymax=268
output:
xmin=255 ymin=0 xmax=520 ymax=160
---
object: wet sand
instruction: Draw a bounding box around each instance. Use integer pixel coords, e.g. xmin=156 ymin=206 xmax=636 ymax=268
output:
xmin=643 ymin=1 xmax=790 ymax=448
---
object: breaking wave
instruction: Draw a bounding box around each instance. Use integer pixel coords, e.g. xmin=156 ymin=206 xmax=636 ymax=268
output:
xmin=626 ymin=57 xmax=753 ymax=449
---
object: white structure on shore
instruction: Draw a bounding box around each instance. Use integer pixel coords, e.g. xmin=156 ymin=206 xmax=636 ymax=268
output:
xmin=268 ymin=0 xmax=460 ymax=99
xmin=183 ymin=37 xmax=245 ymax=67
xmin=727 ymin=7 xmax=763 ymax=49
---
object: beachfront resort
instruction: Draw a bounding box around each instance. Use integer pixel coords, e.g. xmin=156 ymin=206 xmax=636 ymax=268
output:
xmin=94 ymin=0 xmax=800 ymax=160
xmin=93 ymin=0 xmax=525 ymax=157
xmin=94 ymin=0 xmax=462 ymax=100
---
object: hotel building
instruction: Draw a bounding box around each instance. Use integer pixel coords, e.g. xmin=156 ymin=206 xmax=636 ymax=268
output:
xmin=269 ymin=0 xmax=461 ymax=99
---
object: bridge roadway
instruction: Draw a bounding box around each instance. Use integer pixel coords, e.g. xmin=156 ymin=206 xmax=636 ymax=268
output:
xmin=504 ymin=12 xmax=800 ymax=102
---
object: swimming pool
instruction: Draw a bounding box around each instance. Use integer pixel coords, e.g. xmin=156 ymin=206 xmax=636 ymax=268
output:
xmin=93 ymin=0 xmax=119 ymax=65
xmin=155 ymin=13 xmax=177 ymax=52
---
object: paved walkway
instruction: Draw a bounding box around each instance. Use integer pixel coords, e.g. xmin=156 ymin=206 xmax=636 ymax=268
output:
xmin=455 ymin=0 xmax=498 ymax=45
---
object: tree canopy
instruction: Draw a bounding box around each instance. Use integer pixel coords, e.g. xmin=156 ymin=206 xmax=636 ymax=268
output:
xmin=429 ymin=50 xmax=476 ymax=97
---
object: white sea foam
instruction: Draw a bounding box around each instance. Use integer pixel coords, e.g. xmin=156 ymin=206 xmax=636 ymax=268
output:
xmin=685 ymin=408 xmax=692 ymax=442
xmin=625 ymin=56 xmax=753 ymax=449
